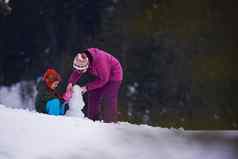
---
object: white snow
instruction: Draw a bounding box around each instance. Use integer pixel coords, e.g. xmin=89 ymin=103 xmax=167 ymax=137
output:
xmin=0 ymin=83 xmax=237 ymax=159
xmin=4 ymin=0 xmax=10 ymax=4
xmin=0 ymin=81 xmax=36 ymax=110
xmin=0 ymin=105 xmax=237 ymax=159
xmin=0 ymin=84 xmax=22 ymax=108
xmin=66 ymin=85 xmax=85 ymax=117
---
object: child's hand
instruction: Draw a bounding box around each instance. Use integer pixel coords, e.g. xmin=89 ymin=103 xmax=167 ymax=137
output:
xmin=63 ymin=91 xmax=72 ymax=102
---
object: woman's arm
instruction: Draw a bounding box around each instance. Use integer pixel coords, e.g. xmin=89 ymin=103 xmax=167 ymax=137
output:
xmin=65 ymin=70 xmax=81 ymax=99
xmin=68 ymin=70 xmax=81 ymax=85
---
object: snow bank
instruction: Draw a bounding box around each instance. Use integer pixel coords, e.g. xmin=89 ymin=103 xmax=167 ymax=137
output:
xmin=0 ymin=105 xmax=237 ymax=159
xmin=0 ymin=84 xmax=22 ymax=108
xmin=0 ymin=81 xmax=36 ymax=110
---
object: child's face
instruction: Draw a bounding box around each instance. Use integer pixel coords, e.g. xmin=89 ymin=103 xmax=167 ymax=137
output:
xmin=50 ymin=81 xmax=60 ymax=90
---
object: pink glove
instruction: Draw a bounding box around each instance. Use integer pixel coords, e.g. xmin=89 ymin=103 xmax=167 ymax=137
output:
xmin=63 ymin=91 xmax=72 ymax=102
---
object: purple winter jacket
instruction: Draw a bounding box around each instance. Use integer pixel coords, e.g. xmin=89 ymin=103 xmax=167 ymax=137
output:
xmin=68 ymin=48 xmax=123 ymax=91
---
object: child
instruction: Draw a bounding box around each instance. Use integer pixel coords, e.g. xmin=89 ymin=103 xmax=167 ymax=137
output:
xmin=35 ymin=68 xmax=68 ymax=115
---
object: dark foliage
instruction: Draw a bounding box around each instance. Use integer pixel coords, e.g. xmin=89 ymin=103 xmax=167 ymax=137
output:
xmin=0 ymin=0 xmax=237 ymax=129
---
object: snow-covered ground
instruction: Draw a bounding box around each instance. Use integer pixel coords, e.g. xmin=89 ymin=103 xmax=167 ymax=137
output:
xmin=0 ymin=82 xmax=238 ymax=159
xmin=0 ymin=105 xmax=237 ymax=159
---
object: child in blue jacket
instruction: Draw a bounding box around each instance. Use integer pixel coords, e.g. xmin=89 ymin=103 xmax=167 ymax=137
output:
xmin=35 ymin=68 xmax=68 ymax=115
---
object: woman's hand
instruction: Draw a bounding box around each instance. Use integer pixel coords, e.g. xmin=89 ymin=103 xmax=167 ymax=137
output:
xmin=81 ymin=86 xmax=87 ymax=94
xmin=66 ymin=83 xmax=73 ymax=93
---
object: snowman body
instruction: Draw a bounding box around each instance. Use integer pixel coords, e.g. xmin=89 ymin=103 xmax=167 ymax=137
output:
xmin=66 ymin=85 xmax=85 ymax=117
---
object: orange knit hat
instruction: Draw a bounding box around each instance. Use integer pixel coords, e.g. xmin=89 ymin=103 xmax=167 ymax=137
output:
xmin=43 ymin=68 xmax=62 ymax=88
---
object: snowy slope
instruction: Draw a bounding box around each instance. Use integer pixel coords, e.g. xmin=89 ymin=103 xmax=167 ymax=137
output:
xmin=0 ymin=84 xmax=237 ymax=159
xmin=0 ymin=105 xmax=237 ymax=159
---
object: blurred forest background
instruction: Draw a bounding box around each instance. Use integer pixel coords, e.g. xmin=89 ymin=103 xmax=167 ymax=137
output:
xmin=0 ymin=0 xmax=237 ymax=129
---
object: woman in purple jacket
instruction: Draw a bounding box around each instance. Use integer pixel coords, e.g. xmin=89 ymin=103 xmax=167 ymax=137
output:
xmin=66 ymin=48 xmax=123 ymax=122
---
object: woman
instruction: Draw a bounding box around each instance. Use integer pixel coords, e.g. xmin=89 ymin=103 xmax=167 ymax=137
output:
xmin=66 ymin=48 xmax=123 ymax=122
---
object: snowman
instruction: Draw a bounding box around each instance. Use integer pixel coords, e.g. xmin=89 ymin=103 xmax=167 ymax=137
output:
xmin=64 ymin=85 xmax=85 ymax=117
